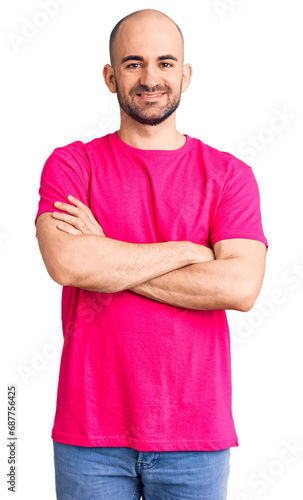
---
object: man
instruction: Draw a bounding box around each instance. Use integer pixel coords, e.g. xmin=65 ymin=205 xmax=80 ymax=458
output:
xmin=35 ymin=8 xmax=268 ymax=500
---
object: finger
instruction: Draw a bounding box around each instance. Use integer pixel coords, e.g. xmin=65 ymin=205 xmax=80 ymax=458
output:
xmin=65 ymin=197 xmax=106 ymax=235
xmin=56 ymin=222 xmax=83 ymax=235
xmin=53 ymin=212 xmax=92 ymax=234
xmin=52 ymin=211 xmax=79 ymax=221
xmin=54 ymin=200 xmax=95 ymax=228
xmin=52 ymin=211 xmax=105 ymax=237
xmin=52 ymin=212 xmax=88 ymax=233
xmin=67 ymin=195 xmax=86 ymax=206
xmin=67 ymin=195 xmax=100 ymax=225
xmin=52 ymin=212 xmax=81 ymax=225
xmin=53 ymin=201 xmax=79 ymax=216
xmin=54 ymin=198 xmax=106 ymax=236
xmin=53 ymin=202 xmax=92 ymax=227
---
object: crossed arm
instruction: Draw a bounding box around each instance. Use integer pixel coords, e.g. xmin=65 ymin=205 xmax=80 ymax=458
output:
xmin=35 ymin=196 xmax=267 ymax=312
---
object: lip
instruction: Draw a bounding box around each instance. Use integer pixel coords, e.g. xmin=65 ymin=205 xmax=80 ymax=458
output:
xmin=136 ymin=93 xmax=166 ymax=100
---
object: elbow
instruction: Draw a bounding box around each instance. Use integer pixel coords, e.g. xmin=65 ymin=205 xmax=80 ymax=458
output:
xmin=237 ymin=296 xmax=256 ymax=313
xmin=51 ymin=251 xmax=118 ymax=293
xmin=37 ymin=237 xmax=73 ymax=287
xmin=45 ymin=258 xmax=72 ymax=287
xmin=55 ymin=270 xmax=73 ymax=287
xmin=52 ymin=257 xmax=79 ymax=287
xmin=236 ymin=283 xmax=261 ymax=312
xmin=41 ymin=248 xmax=74 ymax=287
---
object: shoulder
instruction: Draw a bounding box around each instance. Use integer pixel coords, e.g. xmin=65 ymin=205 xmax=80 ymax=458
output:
xmin=47 ymin=132 xmax=112 ymax=161
xmin=50 ymin=139 xmax=88 ymax=163
xmin=40 ymin=139 xmax=92 ymax=183
xmin=189 ymin=135 xmax=252 ymax=181
xmin=82 ymin=132 xmax=113 ymax=156
xmin=43 ymin=134 xmax=112 ymax=173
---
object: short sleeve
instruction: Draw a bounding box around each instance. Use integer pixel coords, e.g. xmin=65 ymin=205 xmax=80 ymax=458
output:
xmin=34 ymin=142 xmax=90 ymax=226
xmin=210 ymin=166 xmax=268 ymax=248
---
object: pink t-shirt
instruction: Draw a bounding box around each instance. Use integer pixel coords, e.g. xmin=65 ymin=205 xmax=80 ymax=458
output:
xmin=35 ymin=131 xmax=268 ymax=451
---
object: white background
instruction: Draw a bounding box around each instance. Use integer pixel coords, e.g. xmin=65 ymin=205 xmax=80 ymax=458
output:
xmin=1 ymin=0 xmax=303 ymax=498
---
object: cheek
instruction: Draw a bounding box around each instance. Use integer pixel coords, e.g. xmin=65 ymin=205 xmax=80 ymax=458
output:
xmin=125 ymin=80 xmax=140 ymax=95
xmin=117 ymin=83 xmax=132 ymax=98
xmin=115 ymin=73 xmax=135 ymax=92
xmin=165 ymin=74 xmax=183 ymax=88
xmin=166 ymin=79 xmax=182 ymax=94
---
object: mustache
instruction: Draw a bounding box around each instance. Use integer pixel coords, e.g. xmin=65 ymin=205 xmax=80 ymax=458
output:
xmin=132 ymin=85 xmax=170 ymax=95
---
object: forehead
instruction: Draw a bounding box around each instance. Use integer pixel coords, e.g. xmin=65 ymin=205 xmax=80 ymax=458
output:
xmin=115 ymin=15 xmax=183 ymax=61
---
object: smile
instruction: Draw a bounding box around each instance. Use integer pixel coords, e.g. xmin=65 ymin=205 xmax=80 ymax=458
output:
xmin=136 ymin=93 xmax=166 ymax=100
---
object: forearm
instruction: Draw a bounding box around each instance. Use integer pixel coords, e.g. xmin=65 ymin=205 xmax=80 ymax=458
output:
xmin=43 ymin=198 xmax=265 ymax=305
xmin=130 ymin=257 xmax=252 ymax=311
xmin=59 ymin=233 xmax=200 ymax=293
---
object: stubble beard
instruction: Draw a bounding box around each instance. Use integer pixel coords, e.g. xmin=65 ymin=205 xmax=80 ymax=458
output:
xmin=114 ymin=76 xmax=182 ymax=126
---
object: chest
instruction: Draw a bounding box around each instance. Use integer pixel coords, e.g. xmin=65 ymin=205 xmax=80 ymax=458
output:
xmin=88 ymin=156 xmax=217 ymax=245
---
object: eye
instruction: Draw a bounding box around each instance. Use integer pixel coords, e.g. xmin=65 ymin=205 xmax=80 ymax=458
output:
xmin=160 ymin=63 xmax=173 ymax=68
xmin=127 ymin=63 xmax=141 ymax=69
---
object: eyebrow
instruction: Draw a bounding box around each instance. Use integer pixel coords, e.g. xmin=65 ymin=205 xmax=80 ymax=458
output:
xmin=121 ymin=54 xmax=178 ymax=64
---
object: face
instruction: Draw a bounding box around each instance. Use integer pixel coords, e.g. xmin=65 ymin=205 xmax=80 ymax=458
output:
xmin=105 ymin=13 xmax=191 ymax=127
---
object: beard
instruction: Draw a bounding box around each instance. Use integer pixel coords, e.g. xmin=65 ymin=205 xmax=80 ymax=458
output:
xmin=114 ymin=77 xmax=182 ymax=126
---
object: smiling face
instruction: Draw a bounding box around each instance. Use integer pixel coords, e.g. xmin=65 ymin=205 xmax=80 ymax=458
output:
xmin=104 ymin=11 xmax=192 ymax=127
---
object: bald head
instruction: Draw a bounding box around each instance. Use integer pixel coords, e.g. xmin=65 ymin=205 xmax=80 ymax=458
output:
xmin=109 ymin=9 xmax=184 ymax=68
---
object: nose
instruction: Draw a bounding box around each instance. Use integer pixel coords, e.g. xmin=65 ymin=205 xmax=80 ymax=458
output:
xmin=139 ymin=65 xmax=159 ymax=89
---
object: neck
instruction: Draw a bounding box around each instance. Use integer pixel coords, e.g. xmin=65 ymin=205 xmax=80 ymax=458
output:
xmin=118 ymin=113 xmax=186 ymax=151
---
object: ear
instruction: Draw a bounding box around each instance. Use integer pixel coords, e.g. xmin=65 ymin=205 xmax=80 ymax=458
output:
xmin=181 ymin=63 xmax=193 ymax=93
xmin=103 ymin=64 xmax=117 ymax=94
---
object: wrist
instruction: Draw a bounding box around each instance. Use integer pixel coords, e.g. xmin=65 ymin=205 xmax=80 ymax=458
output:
xmin=181 ymin=241 xmax=215 ymax=265
xmin=176 ymin=241 xmax=200 ymax=266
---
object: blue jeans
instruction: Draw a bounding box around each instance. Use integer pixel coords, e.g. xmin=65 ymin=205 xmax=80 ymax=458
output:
xmin=53 ymin=440 xmax=230 ymax=499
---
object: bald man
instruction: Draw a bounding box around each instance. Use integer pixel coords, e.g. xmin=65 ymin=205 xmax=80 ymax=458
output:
xmin=35 ymin=8 xmax=268 ymax=500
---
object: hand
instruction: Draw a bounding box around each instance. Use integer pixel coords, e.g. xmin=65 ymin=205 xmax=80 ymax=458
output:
xmin=189 ymin=242 xmax=215 ymax=264
xmin=52 ymin=195 xmax=105 ymax=236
